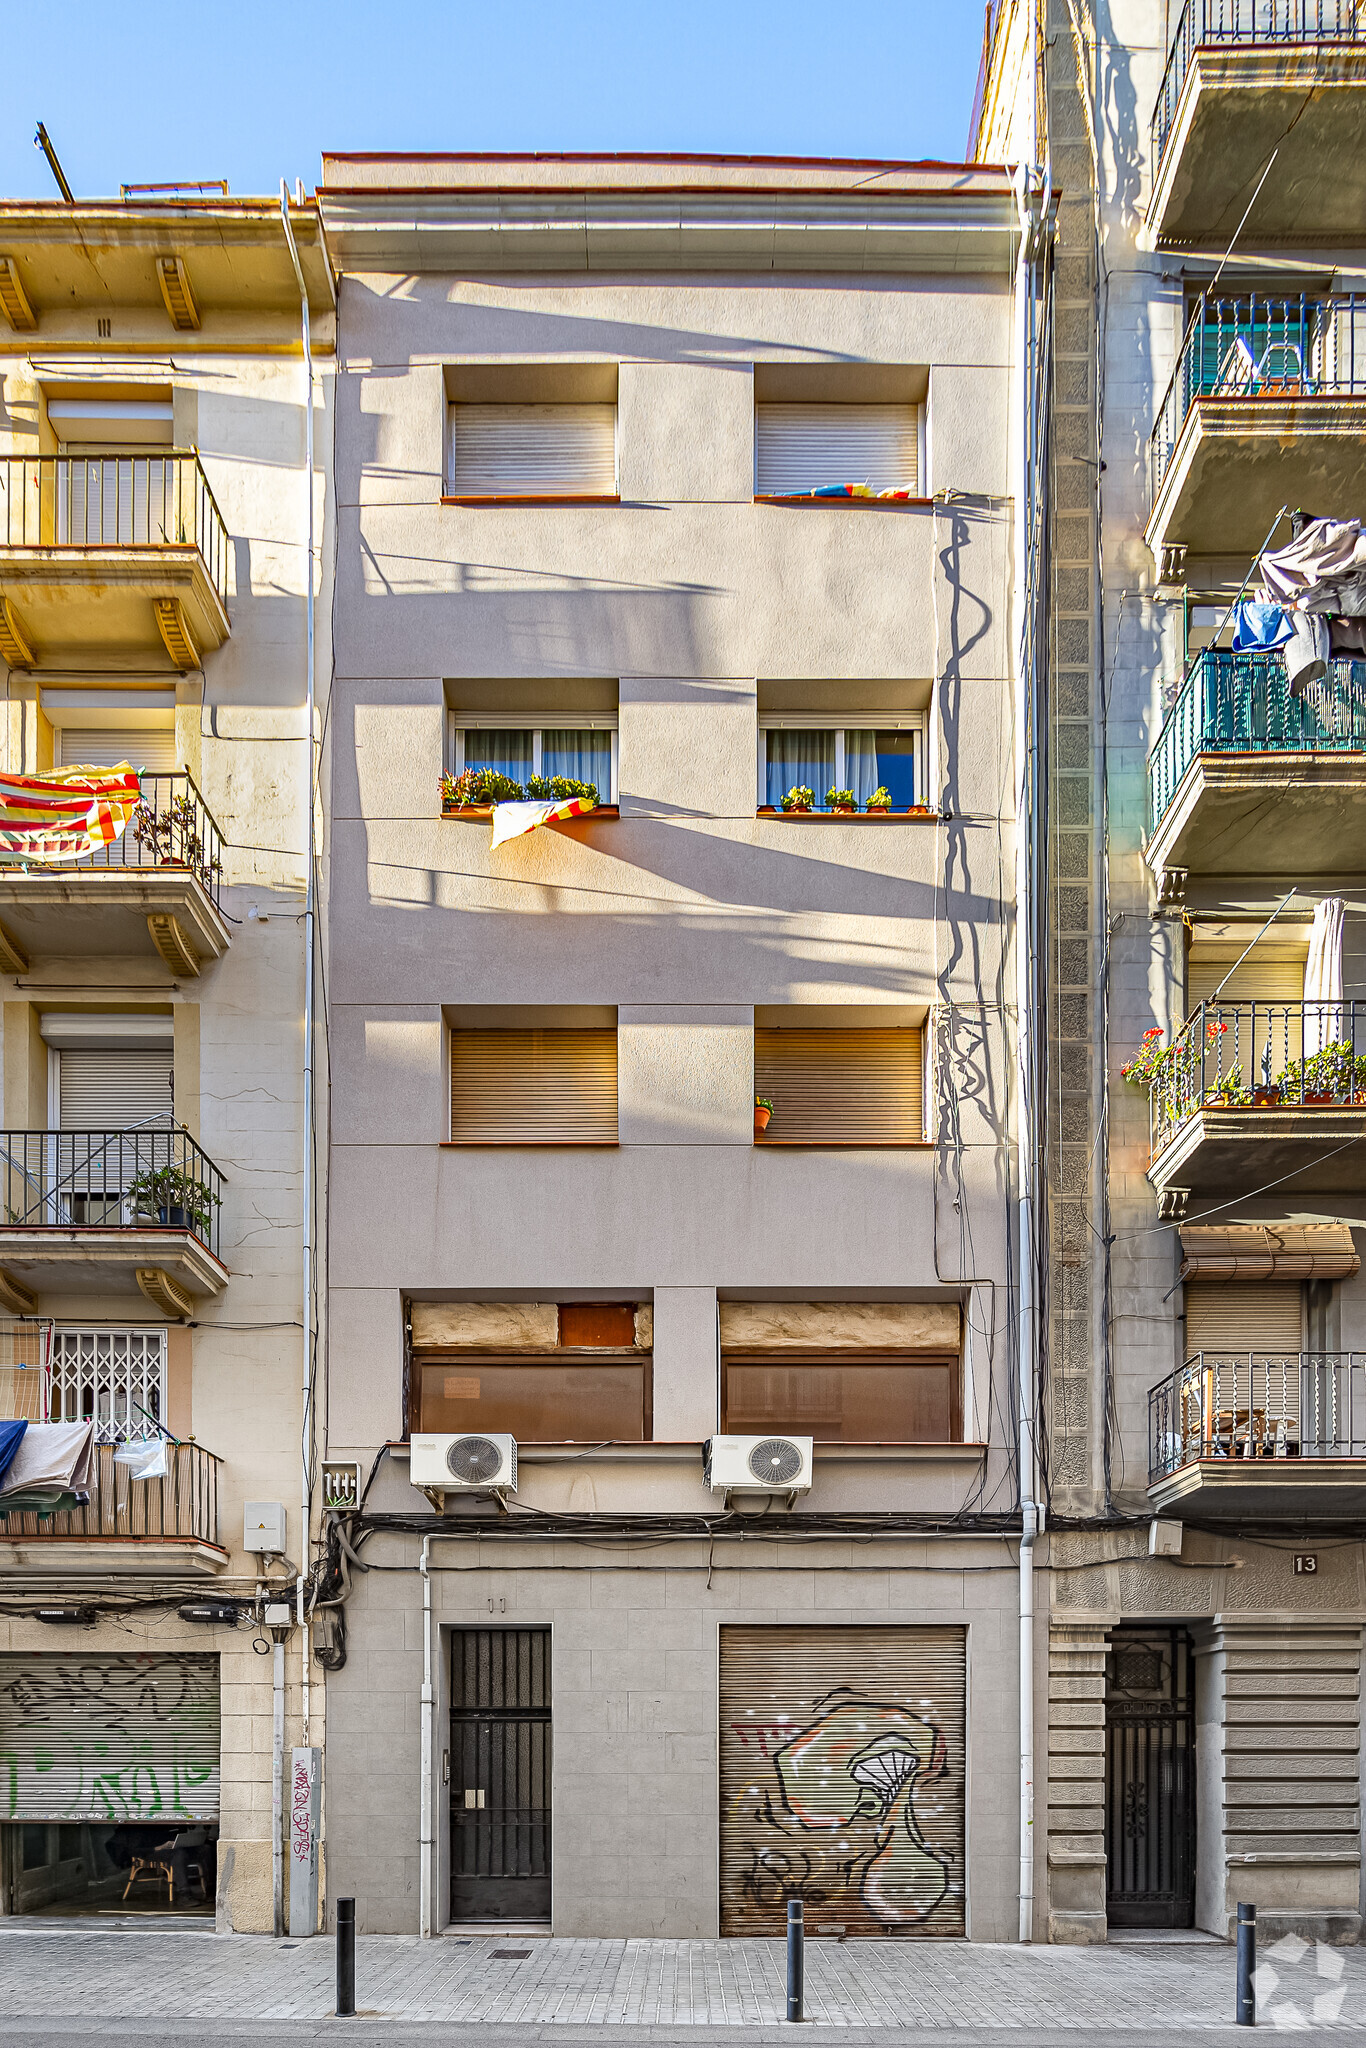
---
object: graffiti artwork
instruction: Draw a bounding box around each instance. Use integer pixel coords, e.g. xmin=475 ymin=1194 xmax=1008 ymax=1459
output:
xmin=719 ymin=1629 xmax=966 ymax=1937
xmin=0 ymin=1654 xmax=219 ymax=1823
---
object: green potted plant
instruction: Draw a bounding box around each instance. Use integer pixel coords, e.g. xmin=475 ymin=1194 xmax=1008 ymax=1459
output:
xmin=1278 ymin=1040 xmax=1361 ymax=1105
xmin=826 ymin=787 xmax=857 ymax=814
xmin=440 ymin=767 xmax=525 ymax=813
xmin=125 ymin=1164 xmax=221 ymax=1235
xmin=754 ymin=1095 xmax=773 ymax=1136
xmin=780 ymin=785 xmax=815 ymax=814
xmin=525 ymin=774 xmax=599 ymax=806
xmin=131 ymin=795 xmax=220 ymax=876
xmin=866 ymin=785 xmax=894 ymax=813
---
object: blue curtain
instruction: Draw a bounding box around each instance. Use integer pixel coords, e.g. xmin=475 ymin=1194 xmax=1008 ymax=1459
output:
xmin=465 ymin=729 xmax=532 ymax=783
xmin=873 ymin=731 xmax=918 ymax=808
xmin=845 ymin=731 xmax=878 ymax=806
xmin=542 ymin=729 xmax=611 ymax=793
xmin=765 ymin=730 xmax=834 ymax=806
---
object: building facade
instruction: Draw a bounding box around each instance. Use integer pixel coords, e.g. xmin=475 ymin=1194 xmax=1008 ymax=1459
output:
xmin=317 ymin=153 xmax=1036 ymax=1938
xmin=0 ymin=196 xmax=332 ymax=1932
xmin=978 ymin=0 xmax=1366 ymax=1945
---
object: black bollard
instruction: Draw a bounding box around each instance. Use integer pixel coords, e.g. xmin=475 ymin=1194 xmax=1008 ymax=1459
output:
xmin=787 ymin=1896 xmax=804 ymax=2023
xmin=1236 ymin=1900 xmax=1255 ymax=2027
xmin=336 ymin=1895 xmax=356 ymax=2018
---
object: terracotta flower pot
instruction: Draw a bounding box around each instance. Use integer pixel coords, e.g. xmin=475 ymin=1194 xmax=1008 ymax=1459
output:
xmin=783 ymin=805 xmax=812 ymax=815
xmin=1304 ymin=1091 xmax=1335 ymax=1106
xmin=1253 ymin=1086 xmax=1280 ymax=1108
xmin=754 ymin=1105 xmax=772 ymax=1135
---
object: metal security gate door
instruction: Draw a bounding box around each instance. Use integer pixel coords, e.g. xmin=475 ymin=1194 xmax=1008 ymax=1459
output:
xmin=450 ymin=1629 xmax=551 ymax=1922
xmin=0 ymin=1653 xmax=220 ymax=1821
xmin=719 ymin=1625 xmax=966 ymax=1938
xmin=1105 ymin=1629 xmax=1196 ymax=1928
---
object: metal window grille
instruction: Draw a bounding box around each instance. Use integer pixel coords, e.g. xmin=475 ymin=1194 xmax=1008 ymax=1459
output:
xmin=49 ymin=1327 xmax=168 ymax=1443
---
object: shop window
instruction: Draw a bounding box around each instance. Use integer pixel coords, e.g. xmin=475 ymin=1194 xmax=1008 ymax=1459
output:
xmin=415 ymin=1358 xmax=650 ymax=1440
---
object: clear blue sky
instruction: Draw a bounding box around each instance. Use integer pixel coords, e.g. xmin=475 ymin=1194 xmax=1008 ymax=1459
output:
xmin=5 ymin=1 xmax=986 ymax=202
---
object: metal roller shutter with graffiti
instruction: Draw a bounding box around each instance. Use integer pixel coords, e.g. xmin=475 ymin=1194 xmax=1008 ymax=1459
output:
xmin=0 ymin=1653 xmax=220 ymax=1823
xmin=719 ymin=1625 xmax=966 ymax=1937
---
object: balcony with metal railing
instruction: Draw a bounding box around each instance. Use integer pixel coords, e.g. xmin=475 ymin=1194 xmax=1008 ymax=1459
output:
xmin=0 ymin=450 xmax=231 ymax=668
xmin=1150 ymin=1 xmax=1366 ymax=243
xmin=1145 ymin=998 xmax=1366 ymax=1195
xmin=1148 ymin=1351 xmax=1366 ymax=1518
xmin=1146 ymin=649 xmax=1366 ymax=878
xmin=0 ymin=769 xmax=230 ymax=975
xmin=1148 ymin=291 xmax=1366 ymax=558
xmin=0 ymin=1125 xmax=228 ymax=1313
xmin=0 ymin=1439 xmax=224 ymax=1570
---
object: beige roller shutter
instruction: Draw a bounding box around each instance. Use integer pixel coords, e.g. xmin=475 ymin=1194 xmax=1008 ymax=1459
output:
xmin=755 ymin=1028 xmax=923 ymax=1144
xmin=58 ymin=725 xmax=177 ymax=772
xmin=58 ymin=1050 xmax=173 ymax=1129
xmin=450 ymin=1029 xmax=617 ymax=1144
xmin=719 ymin=1625 xmax=966 ymax=1938
xmin=755 ymin=404 xmax=920 ymax=496
xmin=0 ymin=1652 xmax=220 ymax=1821
xmin=1188 ymin=950 xmax=1305 ymax=1007
xmin=1184 ymin=1278 xmax=1304 ymax=1356
xmin=449 ymin=404 xmax=617 ymax=496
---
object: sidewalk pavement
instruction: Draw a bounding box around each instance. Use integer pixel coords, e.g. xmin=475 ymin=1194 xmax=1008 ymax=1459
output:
xmin=4 ymin=1924 xmax=1366 ymax=2034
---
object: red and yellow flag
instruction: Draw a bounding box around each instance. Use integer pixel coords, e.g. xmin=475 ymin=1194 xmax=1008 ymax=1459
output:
xmin=0 ymin=764 xmax=142 ymax=863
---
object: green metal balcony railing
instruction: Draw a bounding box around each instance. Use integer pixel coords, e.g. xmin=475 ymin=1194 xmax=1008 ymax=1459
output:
xmin=0 ymin=450 xmax=229 ymax=607
xmin=1149 ymin=648 xmax=1366 ymax=829
xmin=0 ymin=1126 xmax=224 ymax=1258
xmin=1154 ymin=1 xmax=1366 ymax=174
xmin=1149 ymin=1352 xmax=1366 ymax=1479
xmin=1152 ymin=290 xmax=1366 ymax=494
xmin=1149 ymin=998 xmax=1366 ymax=1156
xmin=0 ymin=1439 xmax=220 ymax=1545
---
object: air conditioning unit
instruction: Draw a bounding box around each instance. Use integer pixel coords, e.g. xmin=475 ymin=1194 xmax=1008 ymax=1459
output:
xmin=410 ymin=1433 xmax=517 ymax=1495
xmin=704 ymin=1434 xmax=813 ymax=1496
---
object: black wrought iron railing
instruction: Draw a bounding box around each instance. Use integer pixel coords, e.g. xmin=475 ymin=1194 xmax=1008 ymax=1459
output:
xmin=0 ymin=450 xmax=229 ymax=606
xmin=0 ymin=1439 xmax=220 ymax=1545
xmin=1149 ymin=999 xmax=1366 ymax=1154
xmin=1152 ymin=290 xmax=1366 ymax=492
xmin=1149 ymin=649 xmax=1366 ymax=828
xmin=1150 ymin=1352 xmax=1366 ymax=1478
xmin=0 ymin=1127 xmax=224 ymax=1257
xmin=1154 ymin=1 xmax=1366 ymax=171
xmin=8 ymin=769 xmax=226 ymax=903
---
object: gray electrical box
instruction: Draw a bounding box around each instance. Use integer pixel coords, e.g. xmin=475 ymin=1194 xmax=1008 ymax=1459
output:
xmin=244 ymin=1501 xmax=287 ymax=1553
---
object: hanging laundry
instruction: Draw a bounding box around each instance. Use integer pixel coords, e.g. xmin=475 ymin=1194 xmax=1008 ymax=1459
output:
xmin=1329 ymin=618 xmax=1366 ymax=658
xmin=0 ymin=1418 xmax=94 ymax=1513
xmin=1259 ymin=517 xmax=1366 ymax=605
xmin=1285 ymin=611 xmax=1330 ymax=696
xmin=1231 ymin=601 xmax=1293 ymax=653
xmin=0 ymin=764 xmax=142 ymax=864
xmin=489 ymin=794 xmax=597 ymax=848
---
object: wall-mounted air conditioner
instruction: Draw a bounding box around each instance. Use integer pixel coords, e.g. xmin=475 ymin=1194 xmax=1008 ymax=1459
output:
xmin=410 ymin=1433 xmax=517 ymax=1495
xmin=703 ymin=1434 xmax=813 ymax=1496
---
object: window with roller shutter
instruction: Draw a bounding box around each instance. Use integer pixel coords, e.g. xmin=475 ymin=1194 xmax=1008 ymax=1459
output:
xmin=1183 ymin=1276 xmax=1304 ymax=1358
xmin=754 ymin=1027 xmax=924 ymax=1145
xmin=56 ymin=725 xmax=178 ymax=772
xmin=447 ymin=403 xmax=617 ymax=498
xmin=755 ymin=403 xmax=922 ymax=497
xmin=448 ymin=1028 xmax=617 ymax=1145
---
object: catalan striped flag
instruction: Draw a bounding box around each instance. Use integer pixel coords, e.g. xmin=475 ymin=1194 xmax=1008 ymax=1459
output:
xmin=0 ymin=763 xmax=142 ymax=864
xmin=489 ymin=796 xmax=597 ymax=848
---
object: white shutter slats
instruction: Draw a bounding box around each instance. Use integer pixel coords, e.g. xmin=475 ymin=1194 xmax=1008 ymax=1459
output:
xmin=1184 ymin=1278 xmax=1305 ymax=1357
xmin=756 ymin=404 xmax=921 ymax=497
xmin=449 ymin=404 xmax=617 ymax=497
xmin=58 ymin=1049 xmax=174 ymax=1129
xmin=57 ymin=726 xmax=178 ymax=772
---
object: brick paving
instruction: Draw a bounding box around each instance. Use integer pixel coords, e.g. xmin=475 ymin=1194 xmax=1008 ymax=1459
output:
xmin=3 ymin=1925 xmax=1366 ymax=2030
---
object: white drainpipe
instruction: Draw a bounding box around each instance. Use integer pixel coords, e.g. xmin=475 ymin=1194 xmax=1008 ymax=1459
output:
xmin=419 ymin=1534 xmax=434 ymax=1938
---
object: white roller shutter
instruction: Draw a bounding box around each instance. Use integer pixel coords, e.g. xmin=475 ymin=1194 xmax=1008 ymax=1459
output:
xmin=755 ymin=404 xmax=921 ymax=496
xmin=57 ymin=725 xmax=177 ymax=772
xmin=449 ymin=404 xmax=617 ymax=496
xmin=0 ymin=1652 xmax=220 ymax=1821
xmin=1184 ymin=1278 xmax=1304 ymax=1356
xmin=57 ymin=1050 xmax=173 ymax=1129
xmin=719 ymin=1624 xmax=965 ymax=1938
xmin=1187 ymin=950 xmax=1305 ymax=1006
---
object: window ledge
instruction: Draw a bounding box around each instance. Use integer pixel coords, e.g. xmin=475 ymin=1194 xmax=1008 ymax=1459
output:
xmin=756 ymin=807 xmax=938 ymax=821
xmin=442 ymin=492 xmax=621 ymax=507
xmin=386 ymin=1440 xmax=985 ymax=1464
xmin=754 ymin=493 xmax=931 ymax=508
xmin=441 ymin=1139 xmax=620 ymax=1149
xmin=755 ymin=1138 xmax=933 ymax=1149
xmin=441 ymin=804 xmax=619 ymax=820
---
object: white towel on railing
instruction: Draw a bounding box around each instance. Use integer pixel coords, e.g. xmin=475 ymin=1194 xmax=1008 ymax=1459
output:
xmin=1304 ymin=896 xmax=1346 ymax=1059
xmin=0 ymin=1419 xmax=94 ymax=1498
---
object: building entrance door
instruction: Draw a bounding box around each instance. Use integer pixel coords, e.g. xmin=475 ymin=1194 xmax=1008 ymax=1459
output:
xmin=449 ymin=1628 xmax=551 ymax=1923
xmin=1104 ymin=1627 xmax=1196 ymax=1929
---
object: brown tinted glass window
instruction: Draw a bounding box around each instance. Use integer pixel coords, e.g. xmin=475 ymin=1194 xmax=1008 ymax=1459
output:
xmin=723 ymin=1360 xmax=958 ymax=1442
xmin=417 ymin=1360 xmax=649 ymax=1440
xmin=558 ymin=1302 xmax=636 ymax=1347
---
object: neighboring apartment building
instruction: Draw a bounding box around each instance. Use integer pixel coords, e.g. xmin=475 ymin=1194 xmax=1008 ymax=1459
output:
xmin=317 ymin=152 xmax=1038 ymax=1938
xmin=978 ymin=0 xmax=1366 ymax=1944
xmin=0 ymin=195 xmax=332 ymax=1932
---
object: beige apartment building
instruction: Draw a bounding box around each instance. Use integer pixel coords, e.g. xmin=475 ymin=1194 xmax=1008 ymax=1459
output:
xmin=316 ymin=152 xmax=1042 ymax=1938
xmin=978 ymin=0 xmax=1366 ymax=1945
xmin=0 ymin=195 xmax=332 ymax=1933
